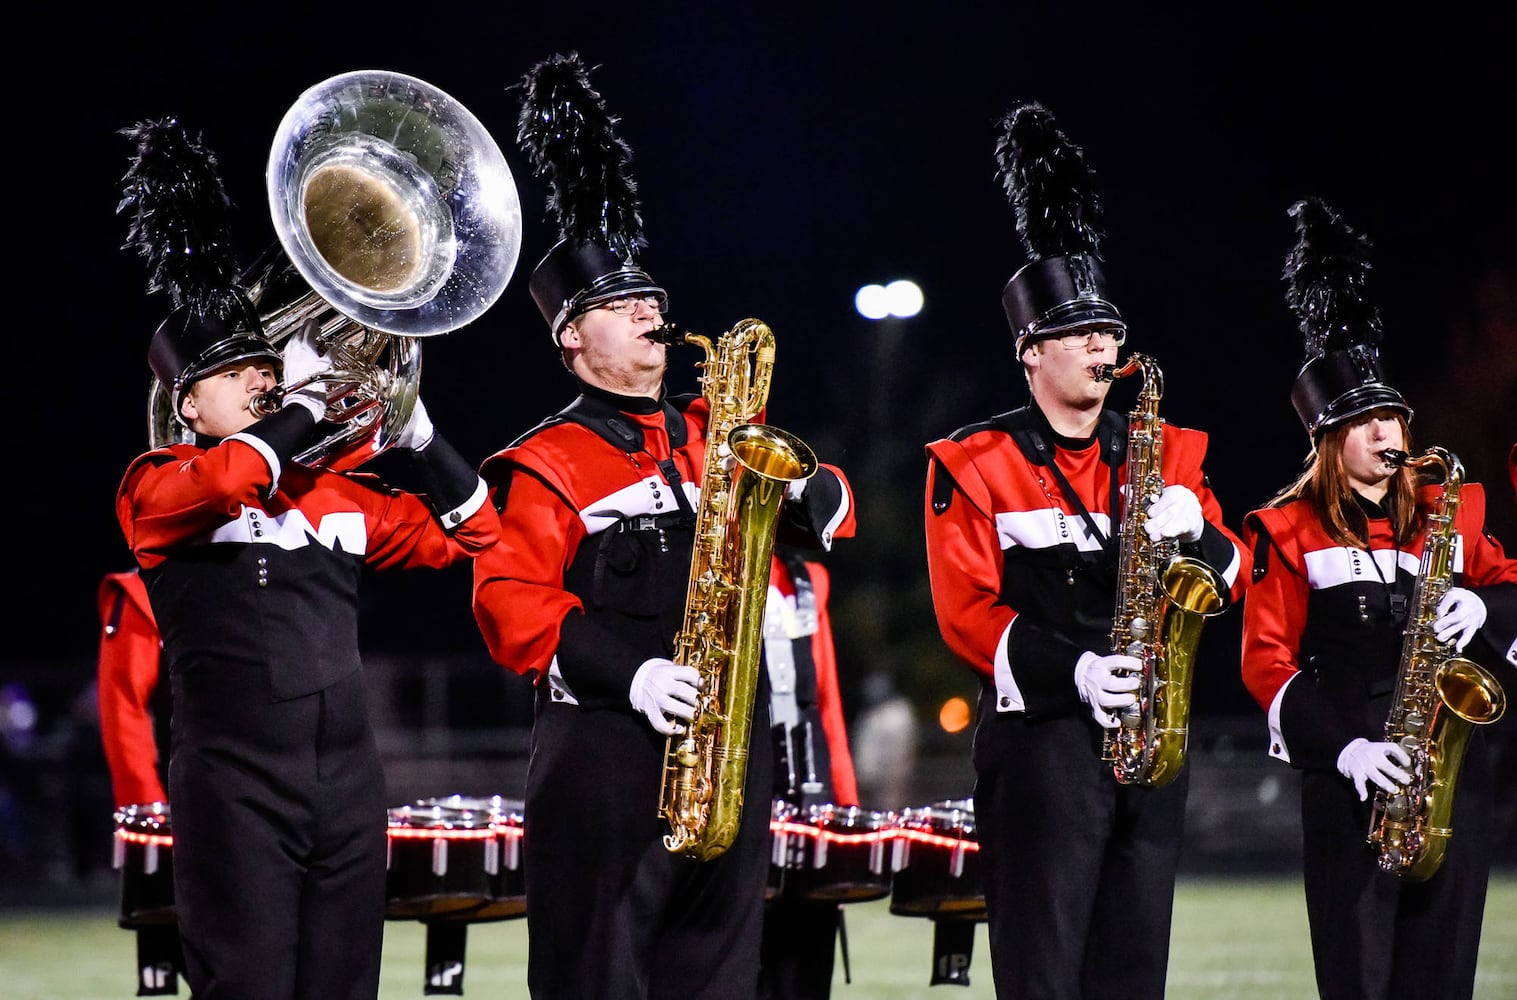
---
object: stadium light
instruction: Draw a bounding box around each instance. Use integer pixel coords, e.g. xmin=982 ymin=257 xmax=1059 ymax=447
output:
xmin=854 ymin=278 xmax=924 ymax=320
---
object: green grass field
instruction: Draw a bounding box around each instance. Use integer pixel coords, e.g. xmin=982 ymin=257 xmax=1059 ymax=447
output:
xmin=3 ymin=872 xmax=1515 ymax=999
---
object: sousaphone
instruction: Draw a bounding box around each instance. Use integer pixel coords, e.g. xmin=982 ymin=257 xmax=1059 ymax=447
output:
xmin=149 ymin=69 xmax=522 ymax=470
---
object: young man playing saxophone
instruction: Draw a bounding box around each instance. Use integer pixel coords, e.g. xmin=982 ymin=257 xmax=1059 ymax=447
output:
xmin=922 ymin=102 xmax=1246 ymax=1000
xmin=472 ymin=53 xmax=853 ymax=999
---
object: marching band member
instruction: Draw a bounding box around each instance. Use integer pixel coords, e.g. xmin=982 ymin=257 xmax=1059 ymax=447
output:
xmin=472 ymin=53 xmax=853 ymax=1000
xmin=922 ymin=102 xmax=1245 ymax=1000
xmin=1241 ymin=197 xmax=1517 ymax=1000
xmin=97 ymin=568 xmax=186 ymax=995
xmin=759 ymin=546 xmax=860 ymax=999
xmin=97 ymin=569 xmax=167 ymax=813
xmin=115 ymin=117 xmax=497 ymax=1000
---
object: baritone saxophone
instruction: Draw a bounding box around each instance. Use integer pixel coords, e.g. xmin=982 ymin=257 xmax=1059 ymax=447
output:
xmin=1097 ymin=354 xmax=1230 ymax=787
xmin=1367 ymin=447 xmax=1506 ymax=880
xmin=655 ymin=318 xmax=817 ymax=860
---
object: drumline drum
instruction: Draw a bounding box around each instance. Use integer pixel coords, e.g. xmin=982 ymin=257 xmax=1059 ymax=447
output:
xmin=385 ymin=800 xmax=496 ymax=920
xmin=888 ymin=799 xmax=985 ymax=921
xmin=113 ymin=802 xmax=176 ymax=929
xmin=421 ymin=794 xmax=527 ymax=923
xmin=769 ymin=802 xmax=893 ymax=903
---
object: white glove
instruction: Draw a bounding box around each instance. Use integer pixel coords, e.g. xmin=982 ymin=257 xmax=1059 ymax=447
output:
xmin=278 ymin=319 xmax=333 ymax=419
xmin=629 ymin=657 xmax=701 ymax=736
xmin=395 ymin=398 xmax=435 ymax=451
xmin=1336 ymin=737 xmax=1413 ymax=802
xmin=785 ymin=476 xmax=809 ymax=502
xmin=1434 ymin=587 xmax=1486 ymax=651
xmin=1143 ymin=484 xmax=1205 ymax=543
xmin=1073 ymin=651 xmax=1142 ymax=728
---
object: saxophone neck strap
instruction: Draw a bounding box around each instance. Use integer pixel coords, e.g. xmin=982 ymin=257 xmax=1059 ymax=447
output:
xmin=1000 ymin=406 xmax=1124 ymax=557
xmin=555 ymin=386 xmax=692 ymax=453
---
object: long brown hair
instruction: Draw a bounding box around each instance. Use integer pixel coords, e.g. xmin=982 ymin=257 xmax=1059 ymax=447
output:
xmin=1268 ymin=410 xmax=1422 ymax=547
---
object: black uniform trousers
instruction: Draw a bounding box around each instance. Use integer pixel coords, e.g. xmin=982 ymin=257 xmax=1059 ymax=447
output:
xmin=1300 ymin=733 xmax=1493 ymax=1000
xmin=524 ymin=693 xmax=774 ymax=1000
xmin=973 ymin=697 xmax=1187 ymax=1000
xmin=758 ymin=894 xmax=842 ymax=999
xmin=169 ymin=663 xmax=387 ymax=1000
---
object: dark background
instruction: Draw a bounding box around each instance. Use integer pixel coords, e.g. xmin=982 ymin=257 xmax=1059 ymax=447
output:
xmin=8 ymin=6 xmax=1516 ymax=823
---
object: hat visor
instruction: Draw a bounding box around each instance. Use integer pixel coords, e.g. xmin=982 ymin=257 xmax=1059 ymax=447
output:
xmin=1309 ymin=387 xmax=1413 ymax=438
xmin=553 ymin=269 xmax=668 ymax=339
xmin=1016 ymin=304 xmax=1125 ymax=354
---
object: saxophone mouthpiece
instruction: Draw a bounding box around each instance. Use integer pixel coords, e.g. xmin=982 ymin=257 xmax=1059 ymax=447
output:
xmin=1380 ymin=449 xmax=1410 ymax=468
xmin=1093 ymin=363 xmax=1119 ymax=383
xmin=647 ymin=323 xmax=684 ymax=346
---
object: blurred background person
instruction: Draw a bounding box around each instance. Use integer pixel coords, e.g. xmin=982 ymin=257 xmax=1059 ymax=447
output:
xmin=1241 ymin=197 xmax=1517 ymax=1000
xmin=97 ymin=566 xmax=187 ymax=995
xmin=760 ymin=543 xmax=860 ymax=1000
xmin=849 ymin=672 xmax=920 ymax=813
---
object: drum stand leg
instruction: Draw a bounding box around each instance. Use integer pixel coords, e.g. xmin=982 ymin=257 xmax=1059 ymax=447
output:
xmin=928 ymin=918 xmax=976 ymax=987
xmin=133 ymin=925 xmax=185 ymax=996
xmin=422 ymin=920 xmax=469 ymax=995
xmin=836 ymin=907 xmax=851 ymax=984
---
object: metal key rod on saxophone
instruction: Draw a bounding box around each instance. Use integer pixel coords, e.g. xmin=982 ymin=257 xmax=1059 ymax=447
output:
xmin=1366 ymin=447 xmax=1506 ymax=880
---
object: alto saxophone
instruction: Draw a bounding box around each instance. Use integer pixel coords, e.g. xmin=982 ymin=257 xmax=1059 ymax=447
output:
xmin=1367 ymin=447 xmax=1506 ymax=880
xmin=655 ymin=318 xmax=817 ymax=860
xmin=1097 ymin=354 xmax=1230 ymax=787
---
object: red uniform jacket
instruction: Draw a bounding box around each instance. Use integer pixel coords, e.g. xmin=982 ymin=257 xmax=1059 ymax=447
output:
xmin=96 ymin=569 xmax=167 ymax=808
xmin=1241 ymin=483 xmax=1517 ymax=768
xmin=925 ymin=406 xmax=1247 ymax=718
xmin=119 ymin=436 xmax=498 ymax=701
xmin=472 ymin=388 xmax=855 ymax=707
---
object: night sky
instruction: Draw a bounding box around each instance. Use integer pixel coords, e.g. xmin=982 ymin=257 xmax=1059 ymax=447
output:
xmin=17 ymin=7 xmax=1516 ymax=728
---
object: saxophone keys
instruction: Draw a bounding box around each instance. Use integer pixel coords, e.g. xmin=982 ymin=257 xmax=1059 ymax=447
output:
xmin=1128 ymin=617 xmax=1151 ymax=640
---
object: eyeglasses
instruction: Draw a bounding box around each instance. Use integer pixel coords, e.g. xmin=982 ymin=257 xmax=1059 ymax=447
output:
xmin=596 ymin=294 xmax=667 ymax=316
xmin=1051 ymin=326 xmax=1126 ymax=349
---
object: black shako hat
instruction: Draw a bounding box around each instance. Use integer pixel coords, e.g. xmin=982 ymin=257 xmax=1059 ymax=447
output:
xmin=993 ymin=101 xmax=1124 ymax=355
xmin=515 ymin=52 xmax=666 ymax=343
xmin=1283 ymin=197 xmax=1411 ymax=440
xmin=118 ymin=117 xmax=278 ymax=425
xmin=147 ymin=309 xmax=280 ymax=422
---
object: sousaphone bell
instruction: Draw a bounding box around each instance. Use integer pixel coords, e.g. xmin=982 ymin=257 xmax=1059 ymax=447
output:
xmin=149 ymin=69 xmax=522 ymax=471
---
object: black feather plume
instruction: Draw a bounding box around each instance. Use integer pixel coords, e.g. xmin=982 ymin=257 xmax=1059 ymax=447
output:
xmin=514 ymin=52 xmax=647 ymax=259
xmin=1283 ymin=197 xmax=1382 ymax=359
xmin=993 ymin=101 xmax=1106 ymax=261
xmin=117 ymin=117 xmax=256 ymax=328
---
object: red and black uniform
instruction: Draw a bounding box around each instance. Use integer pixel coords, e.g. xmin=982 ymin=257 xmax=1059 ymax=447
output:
xmin=98 ymin=569 xmax=168 ymax=809
xmin=1242 ymin=484 xmax=1517 ymax=1000
xmin=759 ymin=548 xmax=859 ymax=1000
xmin=98 ymin=568 xmax=188 ymax=996
xmin=472 ymin=382 xmax=854 ymax=1000
xmin=924 ymin=403 xmax=1246 ymax=1000
xmin=118 ymin=407 xmax=497 ymax=1000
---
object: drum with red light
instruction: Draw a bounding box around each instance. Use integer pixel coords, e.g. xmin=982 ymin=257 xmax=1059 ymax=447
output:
xmin=385 ymin=801 xmax=496 ymax=920
xmin=113 ymin=802 xmax=177 ymax=928
xmin=769 ymin=802 xmax=892 ymax=903
xmin=888 ymin=798 xmax=985 ymax=920
xmin=421 ymin=795 xmax=527 ymax=923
